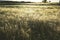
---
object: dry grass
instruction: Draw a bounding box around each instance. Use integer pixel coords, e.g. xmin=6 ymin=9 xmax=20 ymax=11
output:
xmin=0 ymin=5 xmax=60 ymax=40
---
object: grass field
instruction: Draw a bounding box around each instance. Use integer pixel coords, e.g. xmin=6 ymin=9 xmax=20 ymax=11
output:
xmin=0 ymin=4 xmax=60 ymax=40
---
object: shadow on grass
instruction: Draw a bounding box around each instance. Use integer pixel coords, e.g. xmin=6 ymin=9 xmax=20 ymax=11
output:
xmin=0 ymin=18 xmax=60 ymax=40
xmin=28 ymin=20 xmax=60 ymax=40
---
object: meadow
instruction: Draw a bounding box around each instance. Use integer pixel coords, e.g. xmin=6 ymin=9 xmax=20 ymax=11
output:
xmin=0 ymin=4 xmax=60 ymax=40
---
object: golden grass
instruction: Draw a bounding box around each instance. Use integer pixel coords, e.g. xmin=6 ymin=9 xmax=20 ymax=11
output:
xmin=0 ymin=5 xmax=60 ymax=40
xmin=0 ymin=5 xmax=60 ymax=21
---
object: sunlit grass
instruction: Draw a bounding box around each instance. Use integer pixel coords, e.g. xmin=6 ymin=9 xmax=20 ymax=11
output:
xmin=0 ymin=5 xmax=60 ymax=21
xmin=0 ymin=5 xmax=60 ymax=40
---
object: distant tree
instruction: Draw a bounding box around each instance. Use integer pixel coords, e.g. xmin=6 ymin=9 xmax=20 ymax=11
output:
xmin=20 ymin=1 xmax=25 ymax=3
xmin=49 ymin=1 xmax=51 ymax=3
xmin=43 ymin=0 xmax=47 ymax=3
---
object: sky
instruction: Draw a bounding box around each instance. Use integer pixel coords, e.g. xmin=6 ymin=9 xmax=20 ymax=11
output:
xmin=0 ymin=0 xmax=59 ymax=2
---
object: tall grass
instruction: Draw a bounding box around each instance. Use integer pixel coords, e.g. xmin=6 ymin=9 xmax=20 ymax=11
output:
xmin=0 ymin=5 xmax=60 ymax=40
